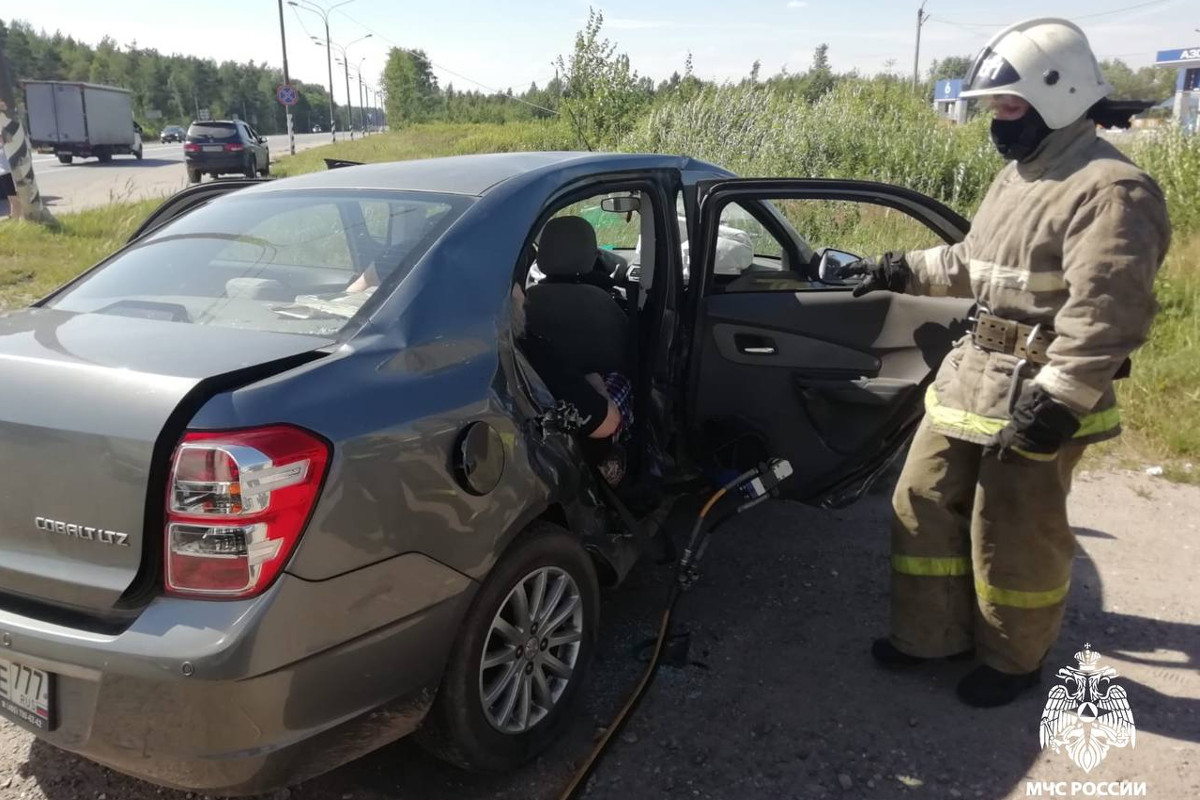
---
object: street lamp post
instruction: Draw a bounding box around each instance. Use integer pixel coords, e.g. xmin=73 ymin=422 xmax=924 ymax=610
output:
xmin=354 ymin=58 xmax=367 ymax=134
xmin=328 ymin=35 xmax=371 ymax=140
xmin=288 ymin=0 xmax=355 ymax=142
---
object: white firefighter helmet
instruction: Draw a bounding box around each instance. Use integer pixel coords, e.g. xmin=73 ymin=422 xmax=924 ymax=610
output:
xmin=961 ymin=18 xmax=1112 ymax=129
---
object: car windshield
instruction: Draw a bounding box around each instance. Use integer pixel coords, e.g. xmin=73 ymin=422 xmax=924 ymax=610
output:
xmin=47 ymin=189 xmax=473 ymax=337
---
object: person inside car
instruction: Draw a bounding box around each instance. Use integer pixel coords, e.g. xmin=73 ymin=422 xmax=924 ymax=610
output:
xmin=511 ymin=281 xmax=632 ymax=485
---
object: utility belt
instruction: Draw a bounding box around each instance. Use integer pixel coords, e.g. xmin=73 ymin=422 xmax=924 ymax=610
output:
xmin=970 ymin=311 xmax=1131 ymax=412
xmin=971 ymin=312 xmax=1055 ymax=364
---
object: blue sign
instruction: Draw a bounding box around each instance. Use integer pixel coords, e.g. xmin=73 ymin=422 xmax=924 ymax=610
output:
xmin=935 ymin=79 xmax=964 ymax=100
xmin=1155 ymin=46 xmax=1200 ymax=66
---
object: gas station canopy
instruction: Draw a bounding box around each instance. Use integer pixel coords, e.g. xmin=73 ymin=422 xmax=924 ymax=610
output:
xmin=1155 ymin=45 xmax=1200 ymax=131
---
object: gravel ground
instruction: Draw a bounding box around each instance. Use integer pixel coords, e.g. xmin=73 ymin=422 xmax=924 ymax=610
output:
xmin=1 ymin=468 xmax=1197 ymax=800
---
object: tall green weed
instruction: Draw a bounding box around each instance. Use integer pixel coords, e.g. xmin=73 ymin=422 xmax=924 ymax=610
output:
xmin=623 ymin=79 xmax=1000 ymax=212
xmin=1127 ymin=128 xmax=1200 ymax=236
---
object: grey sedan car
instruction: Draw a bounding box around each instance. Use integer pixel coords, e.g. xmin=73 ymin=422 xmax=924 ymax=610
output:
xmin=0 ymin=153 xmax=971 ymax=794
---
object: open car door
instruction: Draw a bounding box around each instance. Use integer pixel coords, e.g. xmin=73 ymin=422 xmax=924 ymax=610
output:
xmin=684 ymin=178 xmax=974 ymax=507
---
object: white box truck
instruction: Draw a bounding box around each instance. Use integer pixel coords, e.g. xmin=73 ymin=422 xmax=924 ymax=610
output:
xmin=24 ymin=81 xmax=144 ymax=164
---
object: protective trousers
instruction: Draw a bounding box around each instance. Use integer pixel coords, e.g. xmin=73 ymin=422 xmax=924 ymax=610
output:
xmin=889 ymin=417 xmax=1085 ymax=675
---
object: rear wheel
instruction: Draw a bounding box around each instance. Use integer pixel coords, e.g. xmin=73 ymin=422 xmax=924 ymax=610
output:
xmin=97 ymin=151 xmax=113 ymax=163
xmin=134 ymin=145 xmax=143 ymax=160
xmin=243 ymin=156 xmax=256 ymax=178
xmin=186 ymin=168 xmax=201 ymax=184
xmin=259 ymin=160 xmax=270 ymax=177
xmin=416 ymin=523 xmax=599 ymax=773
xmin=57 ymin=154 xmax=72 ymax=165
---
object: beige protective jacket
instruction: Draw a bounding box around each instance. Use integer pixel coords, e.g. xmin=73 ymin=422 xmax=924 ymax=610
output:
xmin=905 ymin=117 xmax=1172 ymax=445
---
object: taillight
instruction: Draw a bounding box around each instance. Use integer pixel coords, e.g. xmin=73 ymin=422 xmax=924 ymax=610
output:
xmin=183 ymin=142 xmax=200 ymax=153
xmin=165 ymin=426 xmax=330 ymax=599
xmin=224 ymin=142 xmax=245 ymax=152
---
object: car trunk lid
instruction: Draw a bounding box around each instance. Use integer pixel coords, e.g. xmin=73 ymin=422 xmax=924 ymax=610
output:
xmin=0 ymin=308 xmax=333 ymax=614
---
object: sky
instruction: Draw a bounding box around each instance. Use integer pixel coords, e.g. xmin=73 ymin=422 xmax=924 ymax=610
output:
xmin=7 ymin=0 xmax=1198 ymax=101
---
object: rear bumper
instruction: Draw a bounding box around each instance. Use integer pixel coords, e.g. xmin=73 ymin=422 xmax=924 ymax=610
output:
xmin=0 ymin=553 xmax=475 ymax=795
xmin=185 ymin=154 xmax=249 ymax=172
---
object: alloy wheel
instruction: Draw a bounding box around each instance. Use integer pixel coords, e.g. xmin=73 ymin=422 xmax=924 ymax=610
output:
xmin=479 ymin=566 xmax=584 ymax=734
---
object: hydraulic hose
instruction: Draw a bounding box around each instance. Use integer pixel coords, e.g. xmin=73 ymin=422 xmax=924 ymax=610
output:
xmin=556 ymin=585 xmax=679 ymax=800
xmin=556 ymin=467 xmax=761 ymax=800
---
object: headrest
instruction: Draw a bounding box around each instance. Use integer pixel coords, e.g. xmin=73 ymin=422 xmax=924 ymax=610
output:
xmin=538 ymin=216 xmax=597 ymax=277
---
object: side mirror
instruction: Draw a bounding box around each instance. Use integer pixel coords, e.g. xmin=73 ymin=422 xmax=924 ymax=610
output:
xmin=601 ymin=196 xmax=641 ymax=214
xmin=817 ymin=248 xmax=862 ymax=283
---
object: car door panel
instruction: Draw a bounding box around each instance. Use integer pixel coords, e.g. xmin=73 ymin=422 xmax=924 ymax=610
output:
xmin=686 ymin=179 xmax=973 ymax=506
xmin=713 ymin=322 xmax=880 ymax=372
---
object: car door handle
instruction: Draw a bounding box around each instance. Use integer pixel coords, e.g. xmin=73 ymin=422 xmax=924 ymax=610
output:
xmin=795 ymin=376 xmax=916 ymax=406
xmin=734 ymin=333 xmax=777 ymax=355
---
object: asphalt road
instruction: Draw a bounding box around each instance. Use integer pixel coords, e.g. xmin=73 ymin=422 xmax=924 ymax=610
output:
xmin=26 ymin=132 xmax=333 ymax=216
xmin=1 ymin=467 xmax=1197 ymax=800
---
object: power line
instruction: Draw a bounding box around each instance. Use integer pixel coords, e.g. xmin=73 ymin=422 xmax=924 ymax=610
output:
xmin=289 ymin=5 xmax=317 ymax=41
xmin=1074 ymin=0 xmax=1175 ymax=21
xmin=927 ymin=17 xmax=992 ymax=38
xmin=330 ymin=8 xmax=560 ymax=116
xmin=931 ymin=0 xmax=1176 ymax=28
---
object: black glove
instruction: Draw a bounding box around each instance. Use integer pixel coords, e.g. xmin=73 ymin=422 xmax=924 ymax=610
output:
xmin=984 ymin=383 xmax=1081 ymax=463
xmin=846 ymin=252 xmax=912 ymax=298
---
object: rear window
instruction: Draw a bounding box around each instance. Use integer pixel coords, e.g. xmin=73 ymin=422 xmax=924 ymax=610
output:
xmin=47 ymin=189 xmax=473 ymax=337
xmin=188 ymin=123 xmax=239 ymax=141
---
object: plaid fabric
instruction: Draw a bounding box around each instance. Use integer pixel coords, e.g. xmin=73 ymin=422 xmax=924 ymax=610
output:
xmin=604 ymin=371 xmax=634 ymax=438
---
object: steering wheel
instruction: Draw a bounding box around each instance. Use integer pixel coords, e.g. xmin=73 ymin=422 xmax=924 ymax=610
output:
xmin=596 ymin=248 xmax=631 ymax=286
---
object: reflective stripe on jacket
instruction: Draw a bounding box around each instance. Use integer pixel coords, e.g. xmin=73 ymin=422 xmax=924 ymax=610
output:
xmin=905 ymin=117 xmax=1172 ymax=445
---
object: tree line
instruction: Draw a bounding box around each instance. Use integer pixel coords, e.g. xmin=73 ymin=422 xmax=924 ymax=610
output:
xmin=4 ymin=11 xmax=1177 ymax=141
xmin=0 ymin=18 xmax=376 ymax=136
xmin=378 ymin=8 xmax=1177 ymax=144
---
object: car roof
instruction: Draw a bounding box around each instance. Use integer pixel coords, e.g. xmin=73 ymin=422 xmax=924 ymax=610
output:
xmin=234 ymin=152 xmax=729 ymax=198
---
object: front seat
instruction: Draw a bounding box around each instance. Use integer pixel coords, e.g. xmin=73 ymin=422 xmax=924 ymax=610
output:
xmin=524 ymin=216 xmax=631 ymax=377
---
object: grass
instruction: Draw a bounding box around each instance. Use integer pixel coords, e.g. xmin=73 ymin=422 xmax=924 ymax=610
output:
xmin=3 ymin=102 xmax=1197 ymax=479
xmin=0 ymin=199 xmax=161 ymax=310
xmin=1104 ymin=234 xmax=1200 ymax=476
xmin=271 ymin=120 xmax=574 ymax=178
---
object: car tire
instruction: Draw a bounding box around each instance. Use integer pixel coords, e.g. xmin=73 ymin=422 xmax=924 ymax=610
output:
xmin=97 ymin=151 xmax=113 ymax=163
xmin=134 ymin=146 xmax=143 ymax=160
xmin=187 ymin=168 xmax=201 ymax=184
xmin=57 ymin=154 xmax=72 ymax=165
xmin=259 ymin=160 xmax=270 ymax=177
xmin=416 ymin=522 xmax=600 ymax=773
xmin=244 ymin=156 xmax=256 ymax=178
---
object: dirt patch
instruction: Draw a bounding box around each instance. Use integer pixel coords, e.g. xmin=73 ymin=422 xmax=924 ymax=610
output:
xmin=2 ymin=469 xmax=1197 ymax=800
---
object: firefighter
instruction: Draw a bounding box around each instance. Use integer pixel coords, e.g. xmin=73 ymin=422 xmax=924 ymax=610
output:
xmin=848 ymin=18 xmax=1171 ymax=707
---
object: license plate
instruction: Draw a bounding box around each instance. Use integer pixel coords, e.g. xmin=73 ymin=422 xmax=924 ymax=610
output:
xmin=0 ymin=658 xmax=54 ymax=731
xmin=202 ymin=144 xmax=223 ymax=152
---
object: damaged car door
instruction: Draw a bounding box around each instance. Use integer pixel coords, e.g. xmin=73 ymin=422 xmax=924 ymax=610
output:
xmin=684 ymin=178 xmax=974 ymax=507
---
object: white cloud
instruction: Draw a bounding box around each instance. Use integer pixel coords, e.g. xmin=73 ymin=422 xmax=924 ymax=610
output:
xmin=787 ymin=1 xmax=807 ymax=8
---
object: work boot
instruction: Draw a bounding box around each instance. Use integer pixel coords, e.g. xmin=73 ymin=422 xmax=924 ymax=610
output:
xmin=956 ymin=665 xmax=1042 ymax=708
xmin=871 ymin=638 xmax=973 ymax=669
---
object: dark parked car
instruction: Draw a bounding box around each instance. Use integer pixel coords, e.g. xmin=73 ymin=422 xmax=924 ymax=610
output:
xmin=183 ymin=119 xmax=269 ymax=183
xmin=0 ymin=153 xmax=971 ymax=795
xmin=160 ymin=125 xmax=186 ymax=143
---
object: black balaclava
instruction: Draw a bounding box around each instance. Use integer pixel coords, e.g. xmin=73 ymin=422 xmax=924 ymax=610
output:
xmin=990 ymin=105 xmax=1053 ymax=162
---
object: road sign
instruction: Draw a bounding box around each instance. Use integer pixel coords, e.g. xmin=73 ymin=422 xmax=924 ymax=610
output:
xmin=197 ymin=108 xmax=212 ymax=121
xmin=276 ymin=84 xmax=299 ymax=107
xmin=1155 ymin=46 xmax=1200 ymax=67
